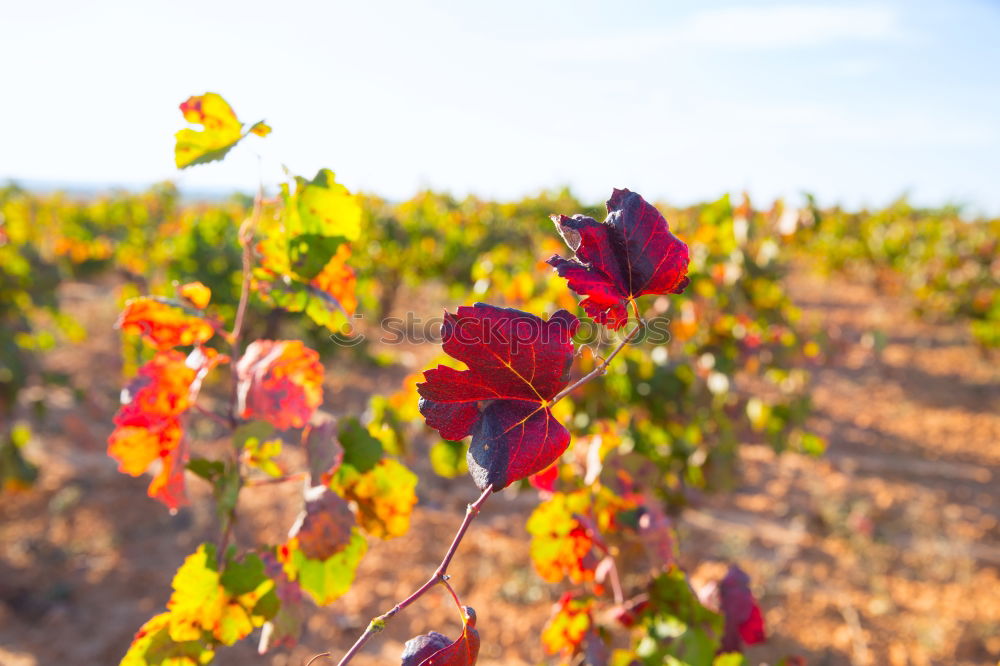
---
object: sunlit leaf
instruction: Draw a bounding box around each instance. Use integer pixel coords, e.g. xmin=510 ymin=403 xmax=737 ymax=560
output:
xmin=309 ymin=244 xmax=359 ymax=317
xmin=258 ymin=553 xmax=305 ymax=654
xmin=121 ymin=612 xmax=213 ymax=666
xmin=108 ymin=350 xmax=213 ymax=511
xmin=125 ymin=543 xmax=276 ymax=664
xmin=236 ymin=340 xmax=324 ymax=429
xmin=289 ymin=169 xmax=362 ymax=242
xmin=178 ymin=545 xmax=275 ymax=645
xmin=541 ymin=594 xmax=593 ymax=657
xmin=338 ymin=417 xmax=383 ymax=473
xmin=333 ymin=458 xmax=417 ymax=539
xmin=288 ymin=485 xmax=356 ymax=560
xmin=179 ymin=281 xmax=212 ymax=309
xmin=287 ymin=233 xmax=347 ymax=280
xmin=548 ymin=189 xmax=690 ymax=329
xmin=528 ymin=462 xmax=558 ymax=492
xmin=147 ymin=443 xmax=190 ymax=512
xmin=117 ymin=297 xmax=215 ymax=350
xmin=304 ymin=421 xmax=344 ymax=486
xmin=244 ymin=436 xmax=284 ymax=478
xmin=278 ymin=530 xmax=367 ymax=606
xmin=401 ymin=606 xmax=480 ymax=665
xmin=719 ymin=565 xmax=766 ymax=652
xmin=174 ymin=93 xmax=269 ymax=169
xmin=252 ymin=169 xmax=361 ymax=332
xmin=366 ymin=395 xmax=408 ymax=455
xmin=429 ymin=440 xmax=467 ymax=478
xmin=255 ymin=240 xmax=358 ymax=329
xmin=527 ymin=491 xmax=598 ymax=584
xmin=108 ymin=416 xmax=183 ymax=479
xmin=249 ymin=121 xmax=272 ymax=137
xmin=417 ymin=304 xmax=579 ymax=490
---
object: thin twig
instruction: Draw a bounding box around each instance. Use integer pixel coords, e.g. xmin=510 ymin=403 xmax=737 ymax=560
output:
xmin=602 ymin=556 xmax=625 ymax=606
xmin=551 ymin=316 xmax=643 ymax=404
xmin=305 ymin=652 xmax=331 ymax=666
xmin=335 ymin=485 xmax=493 ymax=666
xmin=230 ymin=185 xmax=263 ymax=358
xmin=217 ymin=514 xmax=234 ymax=563
xmin=193 ymin=404 xmax=232 ymax=429
xmin=577 ymin=514 xmax=625 ymax=605
xmin=217 ymin=184 xmax=264 ymax=565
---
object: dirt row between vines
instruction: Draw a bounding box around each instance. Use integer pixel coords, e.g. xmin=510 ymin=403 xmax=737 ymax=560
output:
xmin=0 ymin=268 xmax=997 ymax=666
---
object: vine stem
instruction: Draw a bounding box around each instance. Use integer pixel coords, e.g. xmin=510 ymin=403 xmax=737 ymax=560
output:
xmin=551 ymin=309 xmax=644 ymax=404
xmin=230 ymin=184 xmax=263 ymax=361
xmin=335 ymin=485 xmax=493 ymax=666
xmin=193 ymin=404 xmax=232 ymax=430
xmin=216 ymin=184 xmax=264 ymax=565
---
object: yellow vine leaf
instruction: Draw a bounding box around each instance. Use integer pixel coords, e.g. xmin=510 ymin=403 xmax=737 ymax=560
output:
xmin=278 ymin=531 xmax=367 ymax=606
xmin=334 ymin=458 xmax=418 ymax=539
xmin=174 ymin=93 xmax=270 ymax=169
xmin=166 ymin=545 xmax=274 ymax=646
xmin=121 ymin=612 xmax=213 ymax=665
xmin=179 ymin=281 xmax=212 ymax=309
xmin=541 ymin=595 xmax=594 ymax=656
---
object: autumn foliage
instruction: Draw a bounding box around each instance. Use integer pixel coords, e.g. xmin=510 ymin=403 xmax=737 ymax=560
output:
xmin=107 ymin=93 xmax=777 ymax=666
xmin=417 ymin=304 xmax=580 ymax=490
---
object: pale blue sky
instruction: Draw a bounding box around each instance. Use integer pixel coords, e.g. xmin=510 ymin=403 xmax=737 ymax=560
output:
xmin=3 ymin=0 xmax=998 ymax=212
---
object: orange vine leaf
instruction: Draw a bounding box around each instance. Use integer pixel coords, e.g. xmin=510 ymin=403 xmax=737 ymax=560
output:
xmin=117 ymin=297 xmax=215 ymax=350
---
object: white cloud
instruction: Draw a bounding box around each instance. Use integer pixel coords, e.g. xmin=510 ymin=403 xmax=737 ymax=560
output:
xmin=677 ymin=4 xmax=901 ymax=49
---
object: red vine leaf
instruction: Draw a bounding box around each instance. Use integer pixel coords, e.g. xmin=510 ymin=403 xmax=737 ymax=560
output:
xmin=529 ymin=462 xmax=558 ymax=492
xmin=289 ymin=485 xmax=356 ymax=560
xmin=719 ymin=565 xmax=766 ymax=652
xmin=417 ymin=304 xmax=579 ymax=490
xmin=401 ymin=632 xmax=452 ymax=665
xmin=401 ymin=606 xmax=480 ymax=666
xmin=547 ymin=188 xmax=690 ymax=329
xmin=237 ymin=340 xmax=324 ymax=429
xmin=117 ymin=297 xmax=216 ymax=350
xmin=147 ymin=441 xmax=190 ymax=512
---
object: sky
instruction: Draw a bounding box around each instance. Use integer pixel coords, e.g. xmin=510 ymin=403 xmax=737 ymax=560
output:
xmin=3 ymin=0 xmax=999 ymax=212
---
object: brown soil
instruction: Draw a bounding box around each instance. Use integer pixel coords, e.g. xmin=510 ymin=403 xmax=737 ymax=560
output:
xmin=0 ymin=269 xmax=997 ymax=666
